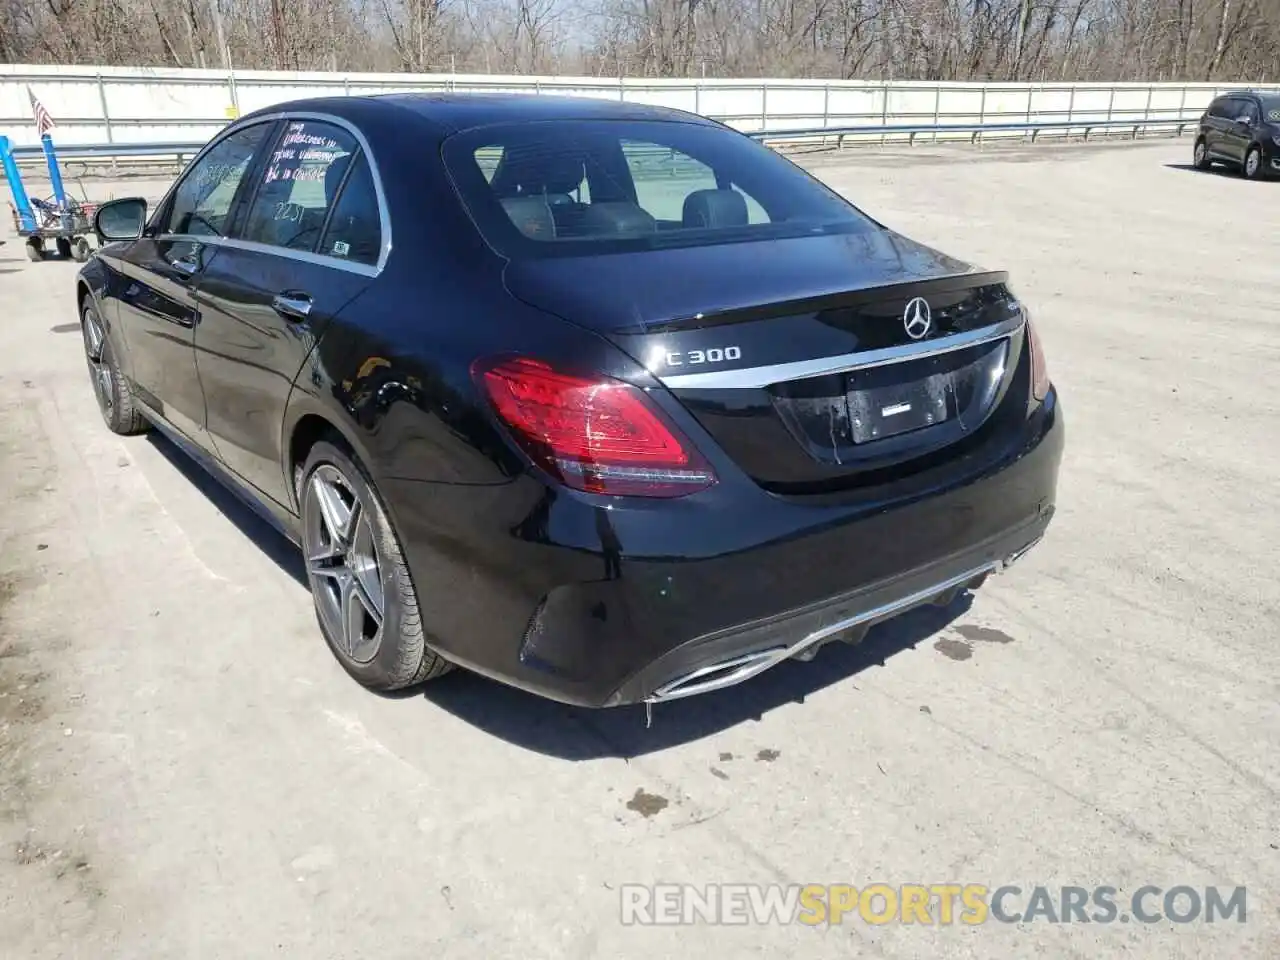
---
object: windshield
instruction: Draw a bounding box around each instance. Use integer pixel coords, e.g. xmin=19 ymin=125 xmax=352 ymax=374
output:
xmin=442 ymin=119 xmax=877 ymax=259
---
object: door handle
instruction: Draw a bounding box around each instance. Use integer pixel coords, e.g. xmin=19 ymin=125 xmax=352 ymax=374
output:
xmin=167 ymin=241 xmax=202 ymax=276
xmin=272 ymin=292 xmax=313 ymax=321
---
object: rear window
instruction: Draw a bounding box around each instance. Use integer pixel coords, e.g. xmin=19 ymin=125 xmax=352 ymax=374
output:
xmin=442 ymin=119 xmax=874 ymax=259
xmin=1260 ymin=96 xmax=1280 ymax=123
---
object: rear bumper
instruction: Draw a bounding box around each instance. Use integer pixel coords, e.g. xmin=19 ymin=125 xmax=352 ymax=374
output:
xmin=387 ymin=389 xmax=1063 ymax=708
xmin=617 ymin=519 xmax=1046 ymax=705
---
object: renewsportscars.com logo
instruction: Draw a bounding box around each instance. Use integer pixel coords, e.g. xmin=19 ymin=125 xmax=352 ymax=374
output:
xmin=620 ymin=884 xmax=1248 ymax=926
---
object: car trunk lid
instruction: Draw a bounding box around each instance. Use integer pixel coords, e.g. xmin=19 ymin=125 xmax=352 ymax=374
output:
xmin=503 ymin=230 xmax=1028 ymax=490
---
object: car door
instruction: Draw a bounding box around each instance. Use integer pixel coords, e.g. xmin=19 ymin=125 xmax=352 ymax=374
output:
xmin=107 ymin=122 xmax=276 ymax=444
xmin=193 ymin=117 xmax=387 ymax=508
xmin=1219 ymin=97 xmax=1254 ymax=163
xmin=1236 ymin=99 xmax=1263 ymax=161
xmin=1203 ymin=97 xmax=1232 ymax=160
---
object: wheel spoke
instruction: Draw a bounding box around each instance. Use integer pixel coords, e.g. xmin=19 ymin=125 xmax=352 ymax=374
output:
xmin=340 ymin=573 xmax=368 ymax=657
xmin=311 ymin=475 xmax=356 ymax=549
xmin=348 ymin=513 xmax=384 ymax=619
xmin=83 ymin=313 xmax=104 ymax=360
xmin=350 ymin=557 xmax=383 ymax=622
xmin=350 ymin=568 xmax=383 ymax=628
xmin=303 ymin=464 xmax=384 ymax=664
xmin=307 ymin=548 xmax=344 ymax=579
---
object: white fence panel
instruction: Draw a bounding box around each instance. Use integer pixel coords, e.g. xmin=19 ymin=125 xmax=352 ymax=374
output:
xmin=0 ymin=63 xmax=1263 ymax=150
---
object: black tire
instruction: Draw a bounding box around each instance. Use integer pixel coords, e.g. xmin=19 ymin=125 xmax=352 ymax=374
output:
xmin=81 ymin=300 xmax=147 ymax=435
xmin=299 ymin=438 xmax=453 ymax=691
xmin=25 ymin=238 xmax=43 ymax=262
xmin=55 ymin=237 xmax=73 ymax=259
xmin=71 ymin=238 xmax=92 ymax=263
xmin=1192 ymin=139 xmax=1211 ymax=171
xmin=1244 ymin=145 xmax=1264 ymax=180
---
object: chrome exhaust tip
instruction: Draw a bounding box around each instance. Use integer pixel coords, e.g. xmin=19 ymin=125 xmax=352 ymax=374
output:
xmin=999 ymin=536 xmax=1043 ymax=571
xmin=645 ymin=558 xmax=1010 ymax=704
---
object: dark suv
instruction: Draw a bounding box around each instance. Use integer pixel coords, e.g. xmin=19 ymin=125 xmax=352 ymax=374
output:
xmin=1194 ymin=91 xmax=1280 ymax=179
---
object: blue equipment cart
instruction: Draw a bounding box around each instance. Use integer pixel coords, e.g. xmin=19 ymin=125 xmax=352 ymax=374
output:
xmin=1 ymin=133 xmax=96 ymax=262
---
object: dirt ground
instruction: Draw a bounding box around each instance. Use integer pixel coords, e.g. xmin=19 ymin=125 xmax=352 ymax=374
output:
xmin=0 ymin=137 xmax=1277 ymax=958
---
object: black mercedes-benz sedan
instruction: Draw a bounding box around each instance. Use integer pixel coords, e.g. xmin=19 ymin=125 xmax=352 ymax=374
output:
xmin=77 ymin=93 xmax=1063 ymax=708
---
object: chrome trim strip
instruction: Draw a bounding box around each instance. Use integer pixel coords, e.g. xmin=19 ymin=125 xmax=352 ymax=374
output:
xmin=172 ymin=235 xmax=380 ymax=278
xmin=646 ymin=558 xmax=1004 ymax=702
xmin=659 ymin=315 xmax=1024 ymax=390
xmin=147 ymin=110 xmax=392 ymax=278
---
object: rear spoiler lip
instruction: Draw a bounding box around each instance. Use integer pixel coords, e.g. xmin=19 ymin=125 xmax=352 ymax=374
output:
xmin=617 ymin=269 xmax=1011 ymax=336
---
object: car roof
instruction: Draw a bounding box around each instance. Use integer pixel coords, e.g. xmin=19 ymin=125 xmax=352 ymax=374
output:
xmin=239 ymin=93 xmax=716 ymax=141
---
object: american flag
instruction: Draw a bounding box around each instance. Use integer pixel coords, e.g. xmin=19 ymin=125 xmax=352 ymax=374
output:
xmin=28 ymin=87 xmax=55 ymax=138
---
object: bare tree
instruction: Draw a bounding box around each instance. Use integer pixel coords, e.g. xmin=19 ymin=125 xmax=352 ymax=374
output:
xmin=3 ymin=0 xmax=1277 ymax=82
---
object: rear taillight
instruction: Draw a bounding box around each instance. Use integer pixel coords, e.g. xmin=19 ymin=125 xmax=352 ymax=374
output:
xmin=1026 ymin=318 xmax=1051 ymax=402
xmin=473 ymin=356 xmax=716 ymax=497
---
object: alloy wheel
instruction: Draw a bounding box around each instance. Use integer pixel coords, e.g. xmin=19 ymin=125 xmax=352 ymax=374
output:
xmin=82 ymin=308 xmax=113 ymax=419
xmin=1194 ymin=142 xmax=1206 ymax=167
xmin=303 ymin=464 xmax=385 ymax=664
xmin=1246 ymin=149 xmax=1260 ymax=178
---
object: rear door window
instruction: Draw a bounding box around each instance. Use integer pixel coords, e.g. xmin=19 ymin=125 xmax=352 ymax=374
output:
xmin=240 ymin=120 xmax=359 ymax=253
xmin=318 ymin=153 xmax=383 ymax=266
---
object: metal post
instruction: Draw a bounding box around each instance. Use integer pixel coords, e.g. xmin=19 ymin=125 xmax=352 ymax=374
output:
xmin=761 ymin=84 xmax=768 ymax=132
xmin=976 ymin=86 xmax=987 ymax=145
xmin=1142 ymin=84 xmax=1153 ymax=138
xmin=932 ymin=85 xmax=940 ymax=143
xmin=1067 ymin=85 xmax=1076 ymax=138
xmin=96 ymin=74 xmax=113 ymax=143
xmin=822 ymin=84 xmax=830 ymax=149
xmin=41 ymin=134 xmax=67 ymax=207
xmin=0 ymin=136 xmax=36 ymax=232
xmin=694 ymin=82 xmax=701 ymax=118
xmin=1026 ymin=83 xmax=1034 ymax=142
xmin=1105 ymin=86 xmax=1115 ymax=133
xmin=227 ymin=70 xmax=240 ymax=118
xmin=880 ymin=81 xmax=889 ymax=145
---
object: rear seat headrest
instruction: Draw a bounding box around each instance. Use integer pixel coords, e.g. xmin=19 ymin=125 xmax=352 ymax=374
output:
xmin=500 ymin=196 xmax=556 ymax=239
xmin=579 ymin=202 xmax=656 ymax=236
xmin=682 ymin=189 xmax=748 ymax=229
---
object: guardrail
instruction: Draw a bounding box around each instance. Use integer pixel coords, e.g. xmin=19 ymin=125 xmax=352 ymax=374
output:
xmin=3 ymin=115 xmax=1199 ymax=167
xmin=9 ymin=140 xmax=205 ymax=161
xmin=753 ymin=116 xmax=1200 ymax=145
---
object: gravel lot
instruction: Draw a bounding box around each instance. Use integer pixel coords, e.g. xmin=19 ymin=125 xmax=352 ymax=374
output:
xmin=1 ymin=137 xmax=1277 ymax=959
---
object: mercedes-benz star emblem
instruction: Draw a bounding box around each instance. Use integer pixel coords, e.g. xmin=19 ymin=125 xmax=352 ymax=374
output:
xmin=903 ymin=297 xmax=932 ymax=340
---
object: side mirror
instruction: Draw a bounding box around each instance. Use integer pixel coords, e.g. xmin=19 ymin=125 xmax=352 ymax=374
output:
xmin=1236 ymin=115 xmax=1253 ymax=128
xmin=94 ymin=197 xmax=148 ymax=243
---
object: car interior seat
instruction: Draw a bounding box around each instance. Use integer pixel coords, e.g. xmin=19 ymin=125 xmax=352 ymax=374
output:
xmin=682 ymin=189 xmax=749 ymax=229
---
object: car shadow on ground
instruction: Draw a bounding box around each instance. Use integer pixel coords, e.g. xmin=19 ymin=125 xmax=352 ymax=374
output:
xmin=417 ymin=593 xmax=974 ymax=759
xmin=145 ymin=432 xmax=307 ymax=587
xmin=1163 ymin=162 xmax=1269 ymax=180
xmin=145 ymin=428 xmax=974 ymax=758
